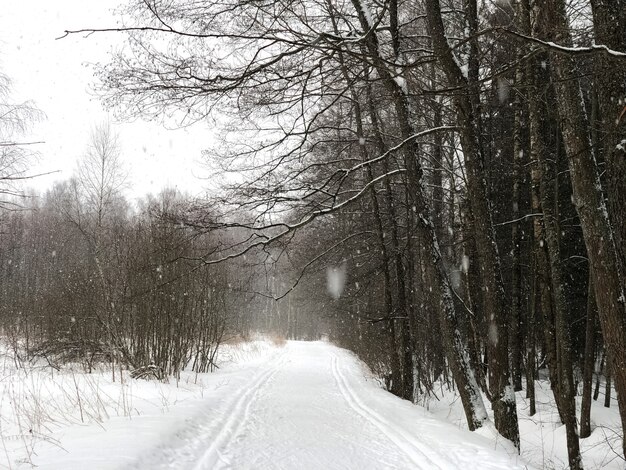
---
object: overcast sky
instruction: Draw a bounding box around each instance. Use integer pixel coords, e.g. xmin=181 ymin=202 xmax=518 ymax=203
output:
xmin=1 ymin=1 xmax=215 ymax=200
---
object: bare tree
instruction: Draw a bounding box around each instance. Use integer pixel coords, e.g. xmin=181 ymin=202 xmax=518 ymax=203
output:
xmin=76 ymin=121 xmax=127 ymax=232
xmin=51 ymin=122 xmax=131 ymax=366
xmin=0 ymin=72 xmax=44 ymax=209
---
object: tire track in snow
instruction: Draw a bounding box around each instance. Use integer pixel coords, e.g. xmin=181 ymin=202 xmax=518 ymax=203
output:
xmin=192 ymin=353 xmax=286 ymax=470
xmin=330 ymin=354 xmax=446 ymax=470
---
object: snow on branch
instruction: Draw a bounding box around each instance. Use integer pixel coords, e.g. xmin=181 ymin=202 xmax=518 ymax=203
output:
xmin=502 ymin=29 xmax=626 ymax=59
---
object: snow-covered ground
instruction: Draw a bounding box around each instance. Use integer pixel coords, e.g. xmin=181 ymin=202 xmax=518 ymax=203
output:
xmin=0 ymin=340 xmax=275 ymax=469
xmin=2 ymin=340 xmax=530 ymax=469
xmin=423 ymin=375 xmax=623 ymax=469
xmin=0 ymin=339 xmax=620 ymax=469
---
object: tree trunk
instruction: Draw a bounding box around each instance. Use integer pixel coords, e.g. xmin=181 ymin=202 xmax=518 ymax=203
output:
xmin=539 ymin=117 xmax=582 ymax=470
xmin=424 ymin=0 xmax=519 ymax=448
xmin=462 ymin=208 xmax=490 ymax=397
xmin=349 ymin=0 xmax=489 ymax=430
xmin=510 ymin=57 xmax=527 ymax=393
xmin=366 ymin=156 xmax=404 ymax=397
xmin=590 ymin=0 xmax=626 ymax=298
xmin=366 ymin=77 xmax=415 ymax=401
xmin=605 ymin=350 xmax=612 ymax=409
xmin=527 ymin=258 xmax=538 ymax=417
xmin=593 ymin=349 xmax=605 ymax=401
xmin=329 ymin=6 xmax=409 ymax=399
xmin=539 ymin=0 xmax=626 ymax=459
xmin=580 ymin=273 xmax=597 ymax=438
xmin=526 ymin=39 xmax=581 ymax=466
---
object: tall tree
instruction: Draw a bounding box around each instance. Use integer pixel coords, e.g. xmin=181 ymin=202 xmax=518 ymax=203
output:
xmin=538 ymin=0 xmax=626 ymax=460
xmin=0 ymin=71 xmax=43 ymax=208
xmin=424 ymin=0 xmax=520 ymax=448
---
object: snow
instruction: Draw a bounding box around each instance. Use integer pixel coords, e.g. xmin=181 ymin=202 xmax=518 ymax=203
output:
xmin=497 ymin=78 xmax=510 ymax=103
xmin=488 ymin=324 xmax=499 ymax=345
xmin=2 ymin=341 xmax=530 ymax=469
xmin=356 ymin=0 xmax=374 ymax=29
xmin=393 ymin=76 xmax=408 ymax=95
xmin=543 ymin=40 xmax=626 ymax=58
xmin=0 ymin=341 xmax=274 ymax=469
xmin=502 ymin=384 xmax=516 ymax=404
xmin=326 ymin=264 xmax=346 ymax=299
xmin=424 ymin=375 xmax=624 ymax=469
xmin=461 ymin=254 xmax=470 ymax=273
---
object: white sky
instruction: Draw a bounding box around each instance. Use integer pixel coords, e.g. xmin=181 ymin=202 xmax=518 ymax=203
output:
xmin=1 ymin=0 xmax=216 ymax=200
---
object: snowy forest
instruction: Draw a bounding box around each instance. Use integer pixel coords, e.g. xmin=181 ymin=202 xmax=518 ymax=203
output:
xmin=1 ymin=0 xmax=625 ymax=468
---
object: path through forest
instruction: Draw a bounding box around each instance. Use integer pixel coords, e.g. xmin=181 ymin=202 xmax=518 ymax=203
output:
xmin=26 ymin=342 xmax=530 ymax=469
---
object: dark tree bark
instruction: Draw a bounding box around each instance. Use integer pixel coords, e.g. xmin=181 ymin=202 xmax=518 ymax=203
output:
xmin=538 ymin=111 xmax=582 ymax=470
xmin=594 ymin=349 xmax=605 ymax=401
xmin=364 ymin=129 xmax=404 ymax=398
xmin=527 ymin=53 xmax=562 ymax=423
xmin=328 ymin=5 xmax=413 ymax=400
xmin=590 ymin=0 xmax=626 ymax=297
xmin=605 ymin=350 xmax=612 ymax=409
xmin=580 ymin=273 xmax=597 ymax=438
xmin=526 ymin=259 xmax=537 ymax=417
xmin=539 ymin=0 xmax=626 ymax=459
xmin=349 ymin=0 xmax=489 ymax=431
xmin=331 ymin=21 xmax=413 ymax=399
xmin=365 ymin=76 xmax=416 ymax=401
xmin=462 ymin=208 xmax=490 ymax=398
xmin=424 ymin=0 xmax=520 ymax=448
xmin=510 ymin=59 xmax=527 ymax=393
xmin=525 ymin=29 xmax=581 ymax=463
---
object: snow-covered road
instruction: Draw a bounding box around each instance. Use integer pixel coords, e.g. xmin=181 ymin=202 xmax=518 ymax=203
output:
xmin=26 ymin=341 xmax=529 ymax=469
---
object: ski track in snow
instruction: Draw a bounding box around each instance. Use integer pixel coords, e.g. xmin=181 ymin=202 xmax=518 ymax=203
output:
xmin=134 ymin=351 xmax=287 ymax=470
xmin=330 ymin=354 xmax=443 ymax=469
xmin=22 ymin=342 xmax=530 ymax=470
xmin=193 ymin=354 xmax=286 ymax=470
